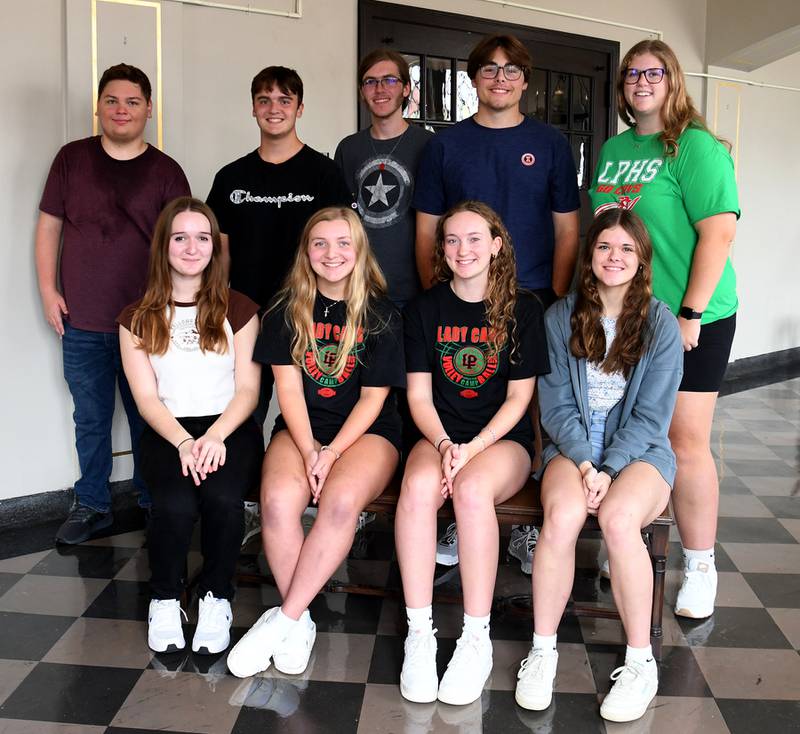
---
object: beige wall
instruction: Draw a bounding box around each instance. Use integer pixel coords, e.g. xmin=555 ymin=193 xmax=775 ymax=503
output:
xmin=1 ymin=0 xmax=798 ymax=502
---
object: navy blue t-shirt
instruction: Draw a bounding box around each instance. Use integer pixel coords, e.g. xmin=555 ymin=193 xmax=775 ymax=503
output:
xmin=413 ymin=117 xmax=579 ymax=290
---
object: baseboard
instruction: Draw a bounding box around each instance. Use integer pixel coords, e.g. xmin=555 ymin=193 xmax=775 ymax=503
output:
xmin=0 ymin=480 xmax=140 ymax=531
xmin=721 ymin=346 xmax=800 ymax=396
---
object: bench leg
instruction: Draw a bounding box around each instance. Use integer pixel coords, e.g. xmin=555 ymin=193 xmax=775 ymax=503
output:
xmin=648 ymin=525 xmax=670 ymax=661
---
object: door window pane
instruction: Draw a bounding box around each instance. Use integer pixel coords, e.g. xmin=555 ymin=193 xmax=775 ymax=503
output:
xmin=402 ymin=54 xmax=421 ymax=119
xmin=456 ymin=60 xmax=478 ymax=121
xmin=549 ymin=72 xmax=569 ymax=128
xmin=571 ymin=75 xmax=592 ymax=131
xmin=525 ymin=68 xmax=547 ymax=122
xmin=571 ymin=135 xmax=591 ymax=189
xmin=425 ymin=56 xmax=451 ymax=121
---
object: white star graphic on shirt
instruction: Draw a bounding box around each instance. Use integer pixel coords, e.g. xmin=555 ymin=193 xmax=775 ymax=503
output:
xmin=364 ymin=173 xmax=396 ymax=207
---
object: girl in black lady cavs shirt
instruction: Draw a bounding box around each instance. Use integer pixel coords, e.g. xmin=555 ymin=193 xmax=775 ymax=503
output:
xmin=398 ymin=201 xmax=549 ymax=706
xmin=227 ymin=207 xmax=404 ymax=679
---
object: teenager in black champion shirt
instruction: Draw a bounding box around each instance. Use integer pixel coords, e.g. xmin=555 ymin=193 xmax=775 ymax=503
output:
xmin=227 ymin=207 xmax=404 ymax=678
xmin=397 ymin=201 xmax=550 ymax=706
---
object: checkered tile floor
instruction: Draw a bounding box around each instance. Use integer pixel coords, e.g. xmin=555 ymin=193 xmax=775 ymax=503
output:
xmin=1 ymin=378 xmax=799 ymax=733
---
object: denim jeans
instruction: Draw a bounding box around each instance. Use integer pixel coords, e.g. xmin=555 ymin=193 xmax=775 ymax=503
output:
xmin=62 ymin=322 xmax=149 ymax=512
xmin=589 ymin=410 xmax=607 ymax=467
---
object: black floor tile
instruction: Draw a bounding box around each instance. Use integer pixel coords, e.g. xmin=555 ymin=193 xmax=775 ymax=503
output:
xmin=0 ymin=662 xmax=142 ymax=725
xmin=584 ymin=643 xmax=625 ymax=694
xmin=0 ymin=521 xmax=61 ymax=560
xmin=0 ymin=611 xmax=76 ymax=661
xmin=759 ymin=496 xmax=800 ymax=520
xmin=30 ymin=545 xmax=138 ymax=579
xmin=82 ymin=580 xmax=150 ymax=621
xmin=307 ymin=592 xmax=384 ymax=635
xmin=231 ymin=679 xmax=365 ymax=734
xmin=717 ymin=698 xmax=800 ymax=734
xmin=656 ymin=645 xmax=712 ymax=697
xmin=490 ymin=690 xmax=606 ymax=733
xmin=743 ymin=573 xmax=800 ymax=608
xmin=677 ymin=607 xmax=793 ymax=649
xmin=0 ymin=572 xmax=21 ymax=596
xmin=571 ymin=568 xmax=617 ymax=605
xmin=716 ymin=517 xmax=798 ymax=544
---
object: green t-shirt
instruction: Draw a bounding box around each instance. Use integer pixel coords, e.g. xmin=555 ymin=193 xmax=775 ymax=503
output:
xmin=589 ymin=126 xmax=740 ymax=324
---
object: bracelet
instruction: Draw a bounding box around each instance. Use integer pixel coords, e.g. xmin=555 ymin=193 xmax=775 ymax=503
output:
xmin=320 ymin=445 xmax=341 ymax=460
xmin=434 ymin=434 xmax=451 ymax=452
xmin=474 ymin=434 xmax=487 ymax=452
xmin=482 ymin=426 xmax=498 ymax=444
xmin=176 ymin=437 xmax=192 ymax=450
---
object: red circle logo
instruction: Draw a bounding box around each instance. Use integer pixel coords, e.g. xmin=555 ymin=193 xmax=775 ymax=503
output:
xmin=521 ymin=153 xmax=535 ymax=166
xmin=317 ymin=387 xmax=336 ymax=398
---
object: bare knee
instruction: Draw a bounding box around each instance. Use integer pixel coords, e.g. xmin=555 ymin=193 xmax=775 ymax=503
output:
xmin=452 ymin=473 xmax=492 ymax=516
xmin=317 ymin=490 xmax=361 ymax=528
xmin=598 ymin=506 xmax=641 ymax=550
xmin=399 ymin=469 xmax=441 ymax=516
xmin=261 ymin=477 xmax=306 ymax=530
xmin=541 ymin=501 xmax=585 ymax=546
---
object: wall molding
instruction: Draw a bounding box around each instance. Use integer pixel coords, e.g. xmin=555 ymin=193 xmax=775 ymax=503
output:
xmin=721 ymin=346 xmax=800 ymax=396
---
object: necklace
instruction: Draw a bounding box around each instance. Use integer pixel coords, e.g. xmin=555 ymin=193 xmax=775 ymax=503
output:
xmin=369 ymin=126 xmax=408 ymax=171
xmin=319 ymin=294 xmax=342 ymax=318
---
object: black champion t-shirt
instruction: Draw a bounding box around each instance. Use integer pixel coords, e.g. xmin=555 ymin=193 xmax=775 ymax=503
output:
xmin=404 ymin=282 xmax=550 ymax=445
xmin=206 ymin=146 xmax=352 ymax=309
xmin=254 ymin=294 xmax=406 ymax=448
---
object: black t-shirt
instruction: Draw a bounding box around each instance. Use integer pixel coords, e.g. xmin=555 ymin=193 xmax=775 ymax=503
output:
xmin=254 ymin=294 xmax=406 ymax=448
xmin=206 ymin=146 xmax=352 ymax=309
xmin=404 ymin=283 xmax=550 ymax=445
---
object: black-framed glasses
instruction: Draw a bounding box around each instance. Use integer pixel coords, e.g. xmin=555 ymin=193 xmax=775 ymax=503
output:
xmin=479 ymin=62 xmax=525 ymax=81
xmin=624 ymin=67 xmax=666 ymax=84
xmin=361 ymin=75 xmax=403 ymax=89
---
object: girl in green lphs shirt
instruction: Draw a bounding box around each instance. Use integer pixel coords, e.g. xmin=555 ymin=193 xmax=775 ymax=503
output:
xmin=590 ymin=40 xmax=740 ymax=623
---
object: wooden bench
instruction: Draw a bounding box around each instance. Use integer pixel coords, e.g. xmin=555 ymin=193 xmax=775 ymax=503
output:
xmin=238 ymin=474 xmax=673 ymax=659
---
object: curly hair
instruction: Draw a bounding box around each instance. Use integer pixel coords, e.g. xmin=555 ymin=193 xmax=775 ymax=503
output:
xmin=130 ymin=197 xmax=228 ymax=356
xmin=432 ymin=201 xmax=519 ymax=359
xmin=617 ymin=39 xmax=724 ymax=157
xmin=271 ymin=207 xmax=388 ymax=380
xmin=570 ymin=208 xmax=654 ymax=377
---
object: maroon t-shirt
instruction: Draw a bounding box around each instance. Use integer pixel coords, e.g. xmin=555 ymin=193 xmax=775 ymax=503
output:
xmin=39 ymin=136 xmax=191 ymax=332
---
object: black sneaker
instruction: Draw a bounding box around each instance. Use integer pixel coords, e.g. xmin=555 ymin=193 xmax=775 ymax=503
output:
xmin=55 ymin=505 xmax=113 ymax=544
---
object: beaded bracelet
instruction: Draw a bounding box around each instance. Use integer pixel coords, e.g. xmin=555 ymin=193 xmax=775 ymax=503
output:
xmin=474 ymin=434 xmax=487 ymax=452
xmin=482 ymin=426 xmax=498 ymax=444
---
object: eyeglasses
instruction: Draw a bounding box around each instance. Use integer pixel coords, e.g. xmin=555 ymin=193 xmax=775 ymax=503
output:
xmin=624 ymin=67 xmax=666 ymax=84
xmin=479 ymin=62 xmax=525 ymax=81
xmin=361 ymin=75 xmax=403 ymax=89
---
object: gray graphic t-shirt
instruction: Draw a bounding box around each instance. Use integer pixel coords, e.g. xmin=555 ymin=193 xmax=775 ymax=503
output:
xmin=335 ymin=124 xmax=433 ymax=307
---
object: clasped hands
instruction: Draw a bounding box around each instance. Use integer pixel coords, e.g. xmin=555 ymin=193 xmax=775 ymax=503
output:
xmin=304 ymin=444 xmax=339 ymax=505
xmin=178 ymin=432 xmax=226 ymax=486
xmin=579 ymin=461 xmax=612 ymax=515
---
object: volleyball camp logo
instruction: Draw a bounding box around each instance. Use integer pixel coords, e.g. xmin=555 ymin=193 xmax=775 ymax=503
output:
xmin=436 ymin=327 xmax=499 ymax=399
xmin=303 ymin=340 xmax=364 ymax=398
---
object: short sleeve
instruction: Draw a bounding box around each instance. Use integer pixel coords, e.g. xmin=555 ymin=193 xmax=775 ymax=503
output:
xmin=116 ymin=301 xmax=140 ymax=332
xmin=548 ymin=132 xmax=581 ymax=213
xmin=163 ymin=162 xmax=191 ymax=204
xmin=509 ymin=293 xmax=551 ymax=379
xmin=253 ymin=302 xmax=294 ymax=366
xmin=39 ymin=147 xmax=67 ymax=218
xmin=672 ymin=129 xmax=740 ymax=224
xmin=411 ymin=136 xmax=446 ymax=215
xmin=227 ymin=290 xmax=260 ymax=333
xmin=361 ymin=305 xmax=407 ymax=389
xmin=403 ymin=297 xmax=432 ymax=372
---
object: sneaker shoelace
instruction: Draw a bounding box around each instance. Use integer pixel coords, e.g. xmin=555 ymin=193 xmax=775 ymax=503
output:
xmin=198 ymin=593 xmax=229 ymax=633
xmin=70 ymin=505 xmax=102 ymax=522
xmin=526 ymin=527 xmax=539 ymax=554
xmin=150 ymin=600 xmax=187 ymax=630
xmin=440 ymin=523 xmax=458 ymax=548
xmin=681 ymin=564 xmax=711 ymax=593
xmin=447 ymin=632 xmax=485 ymax=671
xmin=404 ymin=628 xmax=437 ymax=672
xmin=518 ymin=650 xmax=551 ymax=682
xmin=608 ymin=660 xmax=648 ymax=692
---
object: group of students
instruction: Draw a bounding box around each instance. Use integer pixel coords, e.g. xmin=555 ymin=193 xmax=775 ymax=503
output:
xmin=94 ymin=35 xmax=737 ymax=727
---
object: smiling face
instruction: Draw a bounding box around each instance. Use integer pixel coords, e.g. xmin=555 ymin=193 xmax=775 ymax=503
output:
xmin=252 ymin=84 xmax=303 ymax=140
xmin=591 ymin=225 xmax=640 ymax=291
xmin=442 ymin=210 xmax=502 ymax=285
xmin=95 ymin=79 xmax=152 ymax=144
xmin=360 ymin=59 xmax=409 ymax=121
xmin=623 ymin=51 xmax=669 ymax=126
xmin=472 ymin=48 xmax=527 ymax=114
xmin=168 ymin=211 xmax=214 ymax=282
xmin=307 ymin=219 xmax=357 ymax=295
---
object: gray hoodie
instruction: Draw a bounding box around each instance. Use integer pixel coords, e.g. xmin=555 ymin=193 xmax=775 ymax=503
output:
xmin=538 ymin=293 xmax=684 ymax=486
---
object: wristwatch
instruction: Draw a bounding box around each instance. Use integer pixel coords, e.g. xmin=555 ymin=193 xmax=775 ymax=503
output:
xmin=679 ymin=306 xmax=703 ymax=320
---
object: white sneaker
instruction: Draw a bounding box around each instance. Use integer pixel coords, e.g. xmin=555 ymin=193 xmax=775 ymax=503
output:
xmin=600 ymin=659 xmax=658 ymax=722
xmin=600 ymin=559 xmax=611 ymax=579
xmin=148 ymin=599 xmax=187 ymax=653
xmin=437 ymin=632 xmax=492 ymax=706
xmin=675 ymin=557 xmax=717 ymax=619
xmin=192 ymin=591 xmax=233 ymax=655
xmin=515 ymin=648 xmax=558 ymax=710
xmin=356 ymin=511 xmax=377 ymax=532
xmin=227 ymin=606 xmax=284 ymax=678
xmin=508 ymin=525 xmax=538 ymax=575
xmin=436 ymin=523 xmax=459 ymax=566
xmin=400 ymin=627 xmax=438 ymax=703
xmin=241 ymin=501 xmax=261 ymax=548
xmin=273 ymin=611 xmax=317 ymax=674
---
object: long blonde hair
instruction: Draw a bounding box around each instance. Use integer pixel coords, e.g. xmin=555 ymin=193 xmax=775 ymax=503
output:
xmin=130 ymin=197 xmax=228 ymax=355
xmin=433 ymin=201 xmax=519 ymax=359
xmin=272 ymin=207 xmax=388 ymax=379
xmin=617 ymin=39 xmax=723 ymax=157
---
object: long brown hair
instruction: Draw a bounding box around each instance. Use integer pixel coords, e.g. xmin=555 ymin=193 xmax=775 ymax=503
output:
xmin=272 ymin=207 xmax=388 ymax=379
xmin=433 ymin=201 xmax=518 ymax=359
xmin=570 ymin=208 xmax=653 ymax=377
xmin=130 ymin=197 xmax=229 ymax=355
xmin=617 ymin=39 xmax=721 ymax=157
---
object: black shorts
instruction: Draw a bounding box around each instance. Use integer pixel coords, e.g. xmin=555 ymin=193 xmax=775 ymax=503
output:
xmin=270 ymin=413 xmax=402 ymax=453
xmin=679 ymin=313 xmax=736 ymax=393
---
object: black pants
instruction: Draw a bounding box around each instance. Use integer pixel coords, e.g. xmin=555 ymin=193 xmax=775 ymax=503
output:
xmin=140 ymin=415 xmax=263 ymax=600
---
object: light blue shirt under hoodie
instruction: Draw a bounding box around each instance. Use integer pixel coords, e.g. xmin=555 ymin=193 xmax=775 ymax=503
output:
xmin=537 ymin=294 xmax=684 ymax=486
